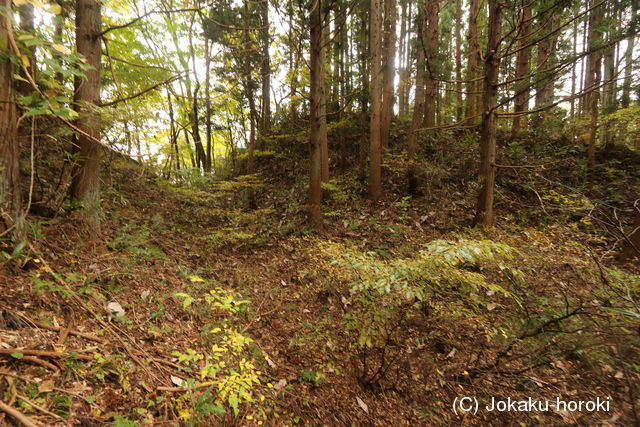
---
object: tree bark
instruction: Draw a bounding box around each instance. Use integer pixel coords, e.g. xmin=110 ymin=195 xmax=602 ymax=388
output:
xmin=192 ymin=83 xmax=206 ymax=170
xmin=510 ymin=3 xmax=531 ymax=137
xmin=260 ymin=0 xmax=271 ymax=133
xmin=205 ymin=38 xmax=213 ymax=171
xmin=398 ymin=0 xmax=408 ymax=117
xmin=601 ymin=8 xmax=617 ymax=152
xmin=369 ymin=0 xmax=383 ymax=200
xmin=407 ymin=5 xmax=426 ymax=195
xmin=359 ymin=9 xmax=369 ymax=179
xmin=309 ymin=0 xmax=325 ymax=227
xmin=0 ymin=0 xmax=24 ymax=241
xmin=454 ymin=0 xmax=463 ymax=121
xmin=465 ymin=0 xmax=481 ymax=125
xmin=423 ymin=0 xmax=439 ymax=129
xmin=320 ymin=13 xmax=329 ymax=183
xmin=71 ymin=0 xmax=103 ymax=226
xmin=474 ymin=0 xmax=502 ymax=229
xmin=380 ymin=0 xmax=396 ymax=149
xmin=246 ymin=78 xmax=257 ymax=174
xmin=584 ymin=0 xmax=604 ymax=169
xmin=621 ymin=1 xmax=637 ymax=109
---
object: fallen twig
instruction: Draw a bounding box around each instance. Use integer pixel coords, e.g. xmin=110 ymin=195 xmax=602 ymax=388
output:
xmin=17 ymin=395 xmax=64 ymax=421
xmin=23 ymin=318 xmax=106 ymax=345
xmin=21 ymin=355 xmax=60 ymax=371
xmin=0 ymin=348 xmax=93 ymax=361
xmin=0 ymin=400 xmax=38 ymax=427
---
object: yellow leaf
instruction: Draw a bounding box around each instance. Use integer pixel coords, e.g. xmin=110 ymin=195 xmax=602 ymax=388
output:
xmin=51 ymin=43 xmax=70 ymax=54
xmin=49 ymin=3 xmax=61 ymax=14
xmin=189 ymin=275 xmax=205 ymax=283
xmin=20 ymin=55 xmax=30 ymax=67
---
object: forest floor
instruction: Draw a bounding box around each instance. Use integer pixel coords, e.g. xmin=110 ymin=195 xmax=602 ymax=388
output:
xmin=1 ymin=140 xmax=639 ymax=426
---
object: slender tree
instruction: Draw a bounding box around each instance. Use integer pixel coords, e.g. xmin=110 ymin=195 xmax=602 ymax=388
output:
xmin=423 ymin=0 xmax=439 ymax=128
xmin=511 ymin=2 xmax=532 ymax=137
xmin=71 ymin=0 xmax=103 ymax=227
xmin=380 ymin=0 xmax=396 ymax=149
xmin=0 ymin=0 xmax=23 ymax=241
xmin=260 ymin=0 xmax=271 ymax=133
xmin=621 ymin=1 xmax=637 ymax=109
xmin=584 ymin=0 xmax=605 ymax=168
xmin=454 ymin=0 xmax=463 ymax=121
xmin=406 ymin=3 xmax=427 ymax=194
xmin=465 ymin=0 xmax=481 ymax=124
xmin=309 ymin=0 xmax=327 ymax=226
xmin=474 ymin=0 xmax=503 ymax=228
xmin=369 ymin=0 xmax=383 ymax=199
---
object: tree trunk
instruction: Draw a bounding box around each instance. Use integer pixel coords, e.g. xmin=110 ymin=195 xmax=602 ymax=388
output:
xmin=359 ymin=9 xmax=369 ymax=179
xmin=570 ymin=13 xmax=577 ymax=134
xmin=380 ymin=0 xmax=396 ymax=149
xmin=0 ymin=0 xmax=24 ymax=242
xmin=474 ymin=0 xmax=502 ymax=229
xmin=398 ymin=0 xmax=408 ymax=117
xmin=454 ymin=0 xmax=463 ymax=121
xmin=369 ymin=0 xmax=383 ymax=200
xmin=309 ymin=0 xmax=325 ymax=227
xmin=584 ymin=0 xmax=604 ymax=169
xmin=423 ymin=0 xmax=439 ymax=129
xmin=320 ymin=14 xmax=329 ymax=183
xmin=465 ymin=0 xmax=481 ymax=125
xmin=246 ymin=78 xmax=257 ymax=174
xmin=621 ymin=2 xmax=637 ymax=109
xmin=260 ymin=0 xmax=271 ymax=133
xmin=601 ymin=12 xmax=617 ymax=152
xmin=166 ymin=91 xmax=181 ymax=171
xmin=407 ymin=5 xmax=427 ymax=195
xmin=71 ymin=0 xmax=103 ymax=226
xmin=510 ymin=3 xmax=531 ymax=137
xmin=205 ymin=38 xmax=213 ymax=172
xmin=192 ymin=83 xmax=206 ymax=170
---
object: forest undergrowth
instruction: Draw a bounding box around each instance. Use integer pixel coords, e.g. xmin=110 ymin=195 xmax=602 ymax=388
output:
xmin=1 ymin=129 xmax=639 ymax=426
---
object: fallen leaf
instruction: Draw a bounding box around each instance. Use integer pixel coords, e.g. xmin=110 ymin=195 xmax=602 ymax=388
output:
xmin=39 ymin=379 xmax=54 ymax=393
xmin=356 ymin=396 xmax=369 ymax=414
xmin=170 ymin=375 xmax=186 ymax=387
xmin=141 ymin=290 xmax=151 ymax=300
xmin=273 ymin=379 xmax=287 ymax=391
xmin=265 ymin=355 xmax=277 ymax=369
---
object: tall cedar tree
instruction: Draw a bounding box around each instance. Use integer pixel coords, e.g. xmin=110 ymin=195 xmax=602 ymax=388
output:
xmin=474 ymin=0 xmax=502 ymax=228
xmin=71 ymin=0 xmax=103 ymax=228
xmin=380 ymin=0 xmax=396 ymax=149
xmin=584 ymin=0 xmax=605 ymax=168
xmin=0 ymin=0 xmax=23 ymax=241
xmin=423 ymin=0 xmax=439 ymax=128
xmin=308 ymin=0 xmax=327 ymax=226
xmin=406 ymin=2 xmax=427 ymax=194
xmin=369 ymin=0 xmax=383 ymax=199
xmin=465 ymin=0 xmax=481 ymax=124
xmin=511 ymin=3 xmax=532 ymax=137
